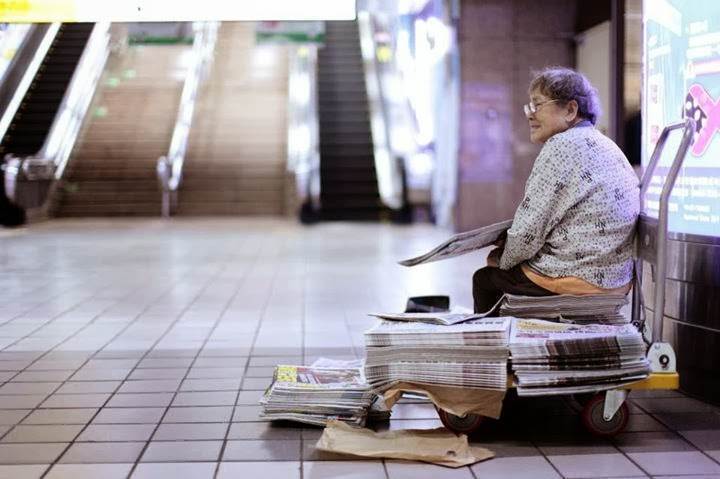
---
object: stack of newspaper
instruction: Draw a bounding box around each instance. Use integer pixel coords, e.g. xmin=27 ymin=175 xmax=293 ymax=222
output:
xmin=509 ymin=318 xmax=649 ymax=396
xmin=364 ymin=318 xmax=511 ymax=392
xmin=260 ymin=365 xmax=376 ymax=426
xmin=498 ymin=293 xmax=629 ymax=324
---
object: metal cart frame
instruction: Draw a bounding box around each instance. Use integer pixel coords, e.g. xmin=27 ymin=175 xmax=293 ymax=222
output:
xmin=435 ymin=119 xmax=696 ymax=436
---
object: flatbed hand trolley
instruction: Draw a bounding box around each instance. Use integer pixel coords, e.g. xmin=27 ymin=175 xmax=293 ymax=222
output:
xmin=434 ymin=119 xmax=695 ymax=437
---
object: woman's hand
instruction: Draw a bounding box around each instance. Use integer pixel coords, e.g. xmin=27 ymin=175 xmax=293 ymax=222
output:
xmin=486 ymin=247 xmax=503 ymax=268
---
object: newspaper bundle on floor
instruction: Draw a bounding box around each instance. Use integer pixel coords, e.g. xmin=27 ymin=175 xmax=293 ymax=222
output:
xmin=259 ymin=365 xmax=377 ymax=427
xmin=499 ymin=293 xmax=629 ymax=324
xmin=509 ymin=318 xmax=649 ymax=396
xmin=364 ymin=318 xmax=511 ymax=418
xmin=398 ymin=219 xmax=512 ymax=267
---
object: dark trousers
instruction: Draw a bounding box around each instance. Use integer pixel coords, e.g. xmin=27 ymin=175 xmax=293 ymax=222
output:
xmin=473 ymin=265 xmax=556 ymax=314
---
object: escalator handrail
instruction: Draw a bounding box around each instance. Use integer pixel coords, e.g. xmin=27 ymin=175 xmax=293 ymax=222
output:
xmin=40 ymin=22 xmax=111 ymax=179
xmin=357 ymin=9 xmax=404 ymax=210
xmin=158 ymin=21 xmax=219 ymax=218
xmin=287 ymin=44 xmax=321 ymax=213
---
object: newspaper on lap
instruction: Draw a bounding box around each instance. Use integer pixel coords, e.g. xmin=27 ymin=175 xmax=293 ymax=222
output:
xmin=399 ymin=219 xmax=512 ymax=267
xmin=370 ymin=291 xmax=628 ymax=326
xmin=509 ymin=318 xmax=649 ymax=396
xmin=499 ymin=293 xmax=629 ymax=324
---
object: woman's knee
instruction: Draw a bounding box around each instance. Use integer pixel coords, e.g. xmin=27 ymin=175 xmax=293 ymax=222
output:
xmin=473 ymin=267 xmax=493 ymax=291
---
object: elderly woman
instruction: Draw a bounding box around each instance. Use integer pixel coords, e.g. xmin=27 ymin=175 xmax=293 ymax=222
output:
xmin=473 ymin=67 xmax=640 ymax=313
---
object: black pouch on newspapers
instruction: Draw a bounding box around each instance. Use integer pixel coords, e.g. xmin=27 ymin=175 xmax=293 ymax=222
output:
xmin=404 ymin=295 xmax=450 ymax=313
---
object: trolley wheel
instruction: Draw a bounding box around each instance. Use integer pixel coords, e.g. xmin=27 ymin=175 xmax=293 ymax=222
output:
xmin=580 ymin=393 xmax=629 ymax=437
xmin=436 ymin=407 xmax=486 ymax=435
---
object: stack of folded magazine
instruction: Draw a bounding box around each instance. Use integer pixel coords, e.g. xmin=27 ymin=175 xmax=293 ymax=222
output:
xmin=509 ymin=318 xmax=649 ymax=396
xmin=498 ymin=294 xmax=629 ymax=324
xmin=363 ymin=318 xmax=511 ymax=392
xmin=260 ymin=365 xmax=377 ymax=426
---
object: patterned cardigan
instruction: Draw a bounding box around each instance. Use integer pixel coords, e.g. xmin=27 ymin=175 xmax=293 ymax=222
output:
xmin=498 ymin=121 xmax=640 ymax=289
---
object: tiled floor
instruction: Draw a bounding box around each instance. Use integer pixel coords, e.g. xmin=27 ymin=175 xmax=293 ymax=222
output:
xmin=0 ymin=218 xmax=718 ymax=478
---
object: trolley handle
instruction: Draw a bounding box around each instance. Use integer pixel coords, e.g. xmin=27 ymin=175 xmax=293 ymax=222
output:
xmin=639 ymin=118 xmax=695 ymax=344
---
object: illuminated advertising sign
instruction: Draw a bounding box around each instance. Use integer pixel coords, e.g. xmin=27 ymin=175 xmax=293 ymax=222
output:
xmin=644 ymin=0 xmax=720 ymax=237
xmin=0 ymin=0 xmax=356 ymax=22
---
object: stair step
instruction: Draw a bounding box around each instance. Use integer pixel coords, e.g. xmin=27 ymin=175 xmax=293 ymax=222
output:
xmin=176 ymin=202 xmax=284 ymax=215
xmin=56 ymin=206 xmax=161 ymax=217
xmin=60 ymin=192 xmax=162 ymax=203
xmin=61 ymin=181 xmax=159 ymax=190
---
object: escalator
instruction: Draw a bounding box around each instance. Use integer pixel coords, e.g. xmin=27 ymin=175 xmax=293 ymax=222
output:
xmin=0 ymin=23 xmax=94 ymax=225
xmin=0 ymin=23 xmax=93 ymax=157
xmin=317 ymin=21 xmax=382 ymax=221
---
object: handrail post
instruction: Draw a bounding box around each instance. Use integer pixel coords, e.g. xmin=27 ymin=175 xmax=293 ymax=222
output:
xmin=157 ymin=155 xmax=170 ymax=218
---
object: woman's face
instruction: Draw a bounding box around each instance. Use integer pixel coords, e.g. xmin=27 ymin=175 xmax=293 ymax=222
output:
xmin=526 ymin=90 xmax=578 ymax=144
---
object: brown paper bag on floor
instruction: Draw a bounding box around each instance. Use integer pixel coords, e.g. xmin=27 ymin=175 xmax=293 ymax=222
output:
xmin=315 ymin=420 xmax=494 ymax=468
xmin=381 ymin=382 xmax=506 ymax=419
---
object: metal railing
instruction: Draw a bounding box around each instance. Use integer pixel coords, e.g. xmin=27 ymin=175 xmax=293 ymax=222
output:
xmin=2 ymin=22 xmax=111 ymax=215
xmin=157 ymin=21 xmax=219 ymax=218
xmin=632 ymin=118 xmax=696 ymax=343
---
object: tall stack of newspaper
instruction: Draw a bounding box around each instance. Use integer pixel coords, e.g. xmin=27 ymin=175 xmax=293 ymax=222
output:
xmin=364 ymin=318 xmax=511 ymax=392
xmin=260 ymin=365 xmax=376 ymax=426
xmin=509 ymin=318 xmax=649 ymax=396
xmin=498 ymin=294 xmax=629 ymax=324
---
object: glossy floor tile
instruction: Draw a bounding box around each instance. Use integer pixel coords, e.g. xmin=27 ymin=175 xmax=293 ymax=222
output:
xmin=0 ymin=218 xmax=717 ymax=478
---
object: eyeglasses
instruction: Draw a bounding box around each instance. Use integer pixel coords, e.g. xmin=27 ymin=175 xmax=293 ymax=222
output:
xmin=523 ymin=99 xmax=558 ymax=117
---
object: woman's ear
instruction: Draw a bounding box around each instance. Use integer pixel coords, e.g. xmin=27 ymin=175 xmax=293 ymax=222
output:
xmin=565 ymin=100 xmax=579 ymax=123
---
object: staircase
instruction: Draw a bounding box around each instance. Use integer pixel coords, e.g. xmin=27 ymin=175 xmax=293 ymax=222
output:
xmin=54 ymin=35 xmax=188 ymax=217
xmin=317 ymin=21 xmax=382 ymax=221
xmin=176 ymin=23 xmax=290 ymax=216
xmin=0 ymin=23 xmax=93 ymax=158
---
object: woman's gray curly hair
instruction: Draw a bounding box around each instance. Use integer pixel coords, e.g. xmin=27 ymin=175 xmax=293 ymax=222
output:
xmin=529 ymin=67 xmax=601 ymax=125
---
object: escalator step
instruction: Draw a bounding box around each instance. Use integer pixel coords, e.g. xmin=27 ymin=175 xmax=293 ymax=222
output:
xmin=316 ymin=20 xmax=383 ymax=221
